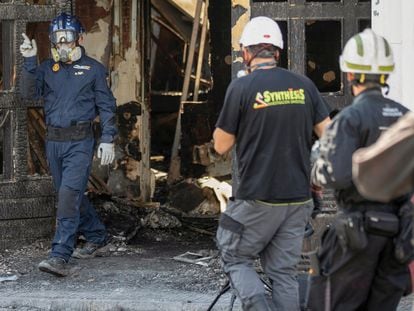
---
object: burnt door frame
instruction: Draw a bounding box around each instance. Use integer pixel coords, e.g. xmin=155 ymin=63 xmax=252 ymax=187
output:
xmin=232 ymin=0 xmax=371 ymax=109
xmin=0 ymin=2 xmax=57 ymax=180
xmin=0 ymin=2 xmax=59 ymax=251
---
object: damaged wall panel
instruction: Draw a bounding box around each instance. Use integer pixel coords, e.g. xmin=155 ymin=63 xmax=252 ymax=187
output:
xmin=110 ymin=0 xmax=152 ymax=201
xmin=77 ymin=0 xmax=152 ymax=201
xmin=79 ymin=1 xmax=112 ymax=66
xmin=231 ymin=0 xmax=250 ymax=76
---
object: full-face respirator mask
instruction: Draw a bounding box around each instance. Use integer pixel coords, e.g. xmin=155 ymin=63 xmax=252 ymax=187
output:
xmin=50 ymin=30 xmax=82 ymax=63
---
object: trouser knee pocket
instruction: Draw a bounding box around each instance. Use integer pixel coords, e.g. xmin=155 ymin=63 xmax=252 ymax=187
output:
xmin=57 ymin=188 xmax=80 ymax=218
xmin=216 ymin=213 xmax=244 ymax=260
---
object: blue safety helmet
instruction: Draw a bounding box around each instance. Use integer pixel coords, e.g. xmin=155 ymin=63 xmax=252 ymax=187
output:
xmin=49 ymin=12 xmax=85 ymax=45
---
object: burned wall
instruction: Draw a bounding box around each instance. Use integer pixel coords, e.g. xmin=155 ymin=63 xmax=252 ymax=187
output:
xmin=77 ymin=0 xmax=151 ymax=201
xmin=0 ymin=2 xmax=57 ymax=250
xmin=208 ymin=0 xmax=231 ymax=128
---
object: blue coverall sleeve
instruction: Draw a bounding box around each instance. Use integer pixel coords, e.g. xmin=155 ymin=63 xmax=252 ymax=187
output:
xmin=20 ymin=56 xmax=44 ymax=100
xmin=94 ymin=66 xmax=117 ymax=143
xmin=311 ymin=113 xmax=361 ymax=189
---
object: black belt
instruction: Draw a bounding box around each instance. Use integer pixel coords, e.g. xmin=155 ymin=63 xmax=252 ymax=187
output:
xmin=46 ymin=122 xmax=93 ymax=142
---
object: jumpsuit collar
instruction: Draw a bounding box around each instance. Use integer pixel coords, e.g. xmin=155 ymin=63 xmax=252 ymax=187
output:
xmin=354 ymin=87 xmax=383 ymax=103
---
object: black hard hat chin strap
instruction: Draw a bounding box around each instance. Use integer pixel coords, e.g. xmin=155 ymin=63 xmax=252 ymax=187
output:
xmin=244 ymin=44 xmax=278 ymax=73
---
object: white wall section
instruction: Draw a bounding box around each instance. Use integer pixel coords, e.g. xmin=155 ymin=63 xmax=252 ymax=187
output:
xmin=372 ymin=0 xmax=414 ymax=110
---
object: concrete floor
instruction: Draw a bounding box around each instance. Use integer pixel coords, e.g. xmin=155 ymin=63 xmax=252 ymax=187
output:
xmin=0 ymin=235 xmax=412 ymax=311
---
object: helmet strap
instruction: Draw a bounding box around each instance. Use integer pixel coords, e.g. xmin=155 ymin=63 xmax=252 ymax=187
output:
xmin=383 ymin=84 xmax=390 ymax=95
xmin=380 ymin=74 xmax=386 ymax=85
xmin=248 ymin=60 xmax=277 ymax=72
xmin=243 ymin=44 xmax=279 ymax=73
xmin=349 ymin=77 xmax=390 ymax=96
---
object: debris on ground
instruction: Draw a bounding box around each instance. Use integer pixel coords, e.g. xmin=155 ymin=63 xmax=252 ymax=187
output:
xmin=173 ymin=250 xmax=218 ymax=267
xmin=141 ymin=209 xmax=182 ymax=229
xmin=197 ymin=176 xmax=232 ymax=213
xmin=0 ymin=274 xmax=18 ymax=283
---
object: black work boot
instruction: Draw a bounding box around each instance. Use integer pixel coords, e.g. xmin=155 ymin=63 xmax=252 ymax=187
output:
xmin=72 ymin=240 xmax=110 ymax=259
xmin=38 ymin=257 xmax=69 ymax=277
xmin=243 ymin=294 xmax=273 ymax=311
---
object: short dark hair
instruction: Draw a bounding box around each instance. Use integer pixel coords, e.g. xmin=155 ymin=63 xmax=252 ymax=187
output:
xmin=246 ymin=44 xmax=279 ymax=59
xmin=354 ymin=73 xmax=389 ymax=87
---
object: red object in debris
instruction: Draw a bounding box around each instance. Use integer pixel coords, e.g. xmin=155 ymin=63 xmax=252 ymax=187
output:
xmin=409 ymin=261 xmax=414 ymax=292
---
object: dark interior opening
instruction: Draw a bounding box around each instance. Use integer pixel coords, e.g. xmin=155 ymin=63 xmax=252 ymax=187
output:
xmin=276 ymin=20 xmax=288 ymax=69
xmin=305 ymin=20 xmax=342 ymax=93
xmin=359 ymin=19 xmax=371 ymax=32
xmin=149 ymin=1 xmax=221 ymax=178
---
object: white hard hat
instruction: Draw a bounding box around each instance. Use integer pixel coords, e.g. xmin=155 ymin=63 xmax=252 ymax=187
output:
xmin=239 ymin=16 xmax=284 ymax=49
xmin=340 ymin=28 xmax=394 ymax=74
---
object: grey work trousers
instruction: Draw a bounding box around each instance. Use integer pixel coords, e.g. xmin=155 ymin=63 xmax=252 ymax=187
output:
xmin=216 ymin=199 xmax=313 ymax=310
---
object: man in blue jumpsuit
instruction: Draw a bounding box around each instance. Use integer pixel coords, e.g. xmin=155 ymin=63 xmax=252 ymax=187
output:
xmin=308 ymin=29 xmax=411 ymax=310
xmin=20 ymin=13 xmax=117 ymax=277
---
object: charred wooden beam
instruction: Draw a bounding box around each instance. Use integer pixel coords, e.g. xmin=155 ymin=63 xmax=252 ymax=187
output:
xmin=15 ymin=108 xmax=28 ymax=179
xmin=0 ymin=4 xmax=56 ymax=21
xmin=28 ymin=109 xmax=46 ymax=139
xmin=27 ymin=117 xmax=48 ymax=173
xmin=27 ymin=140 xmax=36 ymax=175
xmin=89 ymin=173 xmax=111 ymax=195
xmin=0 ymin=178 xmax=54 ymax=199
xmin=151 ymin=0 xmax=193 ymax=42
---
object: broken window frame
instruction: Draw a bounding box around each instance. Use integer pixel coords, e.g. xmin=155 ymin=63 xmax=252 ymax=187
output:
xmin=305 ymin=19 xmax=342 ymax=93
xmin=0 ymin=3 xmax=56 ymax=180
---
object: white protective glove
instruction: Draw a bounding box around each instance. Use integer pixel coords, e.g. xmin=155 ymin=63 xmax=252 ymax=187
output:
xmin=19 ymin=33 xmax=37 ymax=58
xmin=97 ymin=143 xmax=115 ymax=166
xmin=310 ymin=140 xmax=321 ymax=165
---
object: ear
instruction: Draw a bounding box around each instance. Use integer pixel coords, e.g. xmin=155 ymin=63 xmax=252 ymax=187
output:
xmin=346 ymin=72 xmax=355 ymax=82
xmin=78 ymin=35 xmax=84 ymax=45
xmin=242 ymin=48 xmax=251 ymax=63
xmin=275 ymin=49 xmax=280 ymax=62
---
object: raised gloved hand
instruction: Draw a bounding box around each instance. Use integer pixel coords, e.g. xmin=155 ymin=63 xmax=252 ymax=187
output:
xmin=97 ymin=143 xmax=115 ymax=166
xmin=19 ymin=33 xmax=37 ymax=58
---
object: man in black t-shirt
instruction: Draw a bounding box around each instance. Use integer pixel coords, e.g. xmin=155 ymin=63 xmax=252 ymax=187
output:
xmin=213 ymin=16 xmax=330 ymax=310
